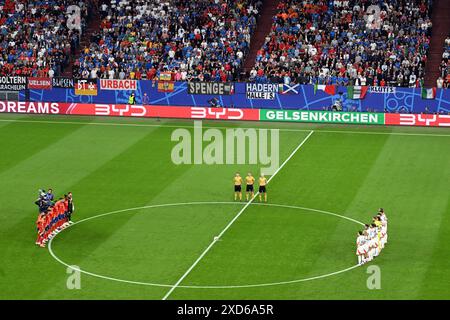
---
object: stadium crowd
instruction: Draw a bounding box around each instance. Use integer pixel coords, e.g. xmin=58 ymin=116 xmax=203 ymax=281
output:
xmin=0 ymin=0 xmax=448 ymax=88
xmin=35 ymin=189 xmax=74 ymax=248
xmin=438 ymin=34 xmax=450 ymax=88
xmin=0 ymin=0 xmax=95 ymax=78
xmin=74 ymin=0 xmax=262 ymax=81
xmin=250 ymin=0 xmax=433 ymax=87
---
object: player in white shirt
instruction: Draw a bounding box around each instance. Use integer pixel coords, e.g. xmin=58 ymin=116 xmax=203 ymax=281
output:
xmin=378 ymin=208 xmax=388 ymax=245
xmin=374 ymin=223 xmax=381 ymax=257
xmin=363 ymin=230 xmax=370 ymax=262
xmin=380 ymin=222 xmax=387 ymax=249
xmin=365 ymin=226 xmax=372 ymax=261
xmin=367 ymin=224 xmax=377 ymax=260
xmin=361 ymin=224 xmax=371 ymax=261
xmin=356 ymin=231 xmax=367 ymax=265
xmin=374 ymin=222 xmax=382 ymax=257
xmin=355 ymin=209 xmax=389 ymax=264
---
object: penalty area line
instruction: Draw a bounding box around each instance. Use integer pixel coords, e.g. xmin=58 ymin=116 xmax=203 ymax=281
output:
xmin=161 ymin=130 xmax=315 ymax=300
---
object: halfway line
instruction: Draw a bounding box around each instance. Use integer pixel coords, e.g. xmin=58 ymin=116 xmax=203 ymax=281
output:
xmin=161 ymin=130 xmax=315 ymax=300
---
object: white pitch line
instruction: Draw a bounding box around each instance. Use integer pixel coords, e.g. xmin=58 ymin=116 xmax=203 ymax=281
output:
xmin=161 ymin=130 xmax=315 ymax=300
xmin=0 ymin=117 xmax=449 ymax=137
xmin=48 ymin=201 xmax=365 ymax=289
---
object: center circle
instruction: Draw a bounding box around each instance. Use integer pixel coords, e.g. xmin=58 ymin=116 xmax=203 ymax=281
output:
xmin=48 ymin=202 xmax=364 ymax=289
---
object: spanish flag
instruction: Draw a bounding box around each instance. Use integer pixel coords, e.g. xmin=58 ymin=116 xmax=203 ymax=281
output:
xmin=157 ymin=81 xmax=175 ymax=93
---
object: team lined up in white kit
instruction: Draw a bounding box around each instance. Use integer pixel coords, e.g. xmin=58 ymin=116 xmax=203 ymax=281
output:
xmin=356 ymin=209 xmax=388 ymax=265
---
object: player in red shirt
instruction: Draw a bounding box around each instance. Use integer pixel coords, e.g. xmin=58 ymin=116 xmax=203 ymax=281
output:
xmin=49 ymin=206 xmax=58 ymax=237
xmin=42 ymin=210 xmax=53 ymax=245
xmin=55 ymin=200 xmax=64 ymax=230
xmin=36 ymin=214 xmax=46 ymax=247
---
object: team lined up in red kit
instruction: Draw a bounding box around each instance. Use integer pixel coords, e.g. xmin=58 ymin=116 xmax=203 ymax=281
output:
xmin=35 ymin=190 xmax=74 ymax=248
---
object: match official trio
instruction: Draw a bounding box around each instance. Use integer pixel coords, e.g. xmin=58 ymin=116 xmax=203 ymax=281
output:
xmin=234 ymin=173 xmax=267 ymax=202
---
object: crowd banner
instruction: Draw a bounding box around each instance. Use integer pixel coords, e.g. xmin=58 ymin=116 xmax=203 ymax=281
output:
xmin=0 ymin=76 xmax=27 ymax=91
xmin=100 ymin=79 xmax=137 ymax=91
xmin=20 ymin=81 xmax=450 ymax=115
xmin=2 ymin=101 xmax=450 ymax=127
xmin=52 ymin=77 xmax=75 ymax=89
xmin=75 ymin=79 xmax=98 ymax=96
xmin=187 ymin=82 xmax=235 ymax=95
xmin=27 ymin=77 xmax=52 ymax=90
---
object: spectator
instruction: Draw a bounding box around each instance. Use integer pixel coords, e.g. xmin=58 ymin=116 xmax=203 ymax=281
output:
xmin=0 ymin=0 xmax=94 ymax=78
xmin=142 ymin=92 xmax=150 ymax=105
xmin=252 ymin=0 xmax=432 ymax=87
xmin=76 ymin=0 xmax=262 ymax=82
xmin=439 ymin=35 xmax=450 ymax=88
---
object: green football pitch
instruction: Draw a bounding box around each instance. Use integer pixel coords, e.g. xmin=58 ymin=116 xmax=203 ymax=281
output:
xmin=0 ymin=113 xmax=449 ymax=300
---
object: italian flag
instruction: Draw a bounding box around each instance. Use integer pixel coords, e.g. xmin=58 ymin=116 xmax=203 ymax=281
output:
xmin=314 ymin=83 xmax=336 ymax=95
xmin=421 ymin=87 xmax=436 ymax=99
xmin=347 ymin=86 xmax=368 ymax=99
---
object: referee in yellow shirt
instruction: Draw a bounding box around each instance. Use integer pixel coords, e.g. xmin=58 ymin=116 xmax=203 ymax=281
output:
xmin=258 ymin=174 xmax=268 ymax=202
xmin=233 ymin=173 xmax=243 ymax=201
xmin=245 ymin=173 xmax=255 ymax=201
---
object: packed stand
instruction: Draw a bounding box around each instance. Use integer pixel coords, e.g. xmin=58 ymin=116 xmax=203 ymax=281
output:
xmin=250 ymin=0 xmax=432 ymax=87
xmin=0 ymin=0 xmax=95 ymax=78
xmin=75 ymin=0 xmax=262 ymax=81
xmin=437 ymin=35 xmax=450 ymax=88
